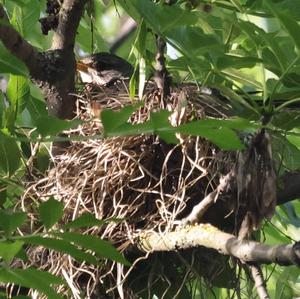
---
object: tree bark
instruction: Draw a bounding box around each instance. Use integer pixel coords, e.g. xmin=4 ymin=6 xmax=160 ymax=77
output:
xmin=0 ymin=0 xmax=88 ymax=119
xmin=137 ymin=223 xmax=300 ymax=266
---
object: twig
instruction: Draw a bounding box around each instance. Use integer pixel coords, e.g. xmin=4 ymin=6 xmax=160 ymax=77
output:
xmin=180 ymin=171 xmax=234 ymax=225
xmin=137 ymin=223 xmax=300 ymax=266
xmin=154 ymin=35 xmax=170 ymax=97
xmin=250 ymin=265 xmax=270 ymax=299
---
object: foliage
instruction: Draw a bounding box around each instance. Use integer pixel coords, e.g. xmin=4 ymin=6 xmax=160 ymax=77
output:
xmin=0 ymin=0 xmax=300 ymax=298
xmin=0 ymin=198 xmax=129 ymax=298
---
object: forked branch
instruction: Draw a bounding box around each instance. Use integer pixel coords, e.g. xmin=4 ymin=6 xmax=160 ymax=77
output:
xmin=0 ymin=0 xmax=88 ymax=119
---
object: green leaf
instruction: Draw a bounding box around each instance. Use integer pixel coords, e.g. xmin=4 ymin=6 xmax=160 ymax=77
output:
xmin=6 ymin=75 xmax=30 ymax=115
xmin=0 ymin=92 xmax=4 ymax=129
xmin=21 ymin=0 xmax=41 ymax=39
xmin=272 ymin=111 xmax=300 ymax=130
xmin=21 ymin=236 xmax=98 ymax=265
xmin=101 ymin=103 xmax=143 ymax=135
xmin=275 ymin=267 xmax=299 ymax=299
xmin=119 ymin=0 xmax=198 ymax=34
xmin=38 ymin=197 xmax=64 ymax=229
xmin=0 ymin=267 xmax=64 ymax=299
xmin=36 ymin=116 xmax=82 ymax=137
xmin=135 ymin=19 xmax=147 ymax=56
xmin=151 ymin=110 xmax=178 ymax=144
xmin=216 ymin=55 xmax=262 ymax=70
xmin=0 ymin=130 xmax=21 ymax=176
xmin=0 ymin=210 xmax=27 ymax=238
xmin=104 ymin=121 xmax=154 ymax=137
xmin=273 ymin=133 xmax=300 ymax=171
xmin=0 ymin=240 xmax=24 ymax=262
xmin=265 ymin=1 xmax=300 ymax=53
xmin=0 ymin=46 xmax=28 ymax=76
xmin=62 ymin=213 xmax=104 ymax=230
xmin=0 ymin=183 xmax=6 ymax=207
xmin=56 ymin=232 xmax=131 ymax=266
xmin=6 ymin=0 xmax=32 ymax=7
xmin=178 ymin=120 xmax=244 ymax=150
xmin=166 ymin=26 xmax=222 ymax=58
xmin=77 ymin=22 xmax=108 ymax=53
xmin=26 ymin=96 xmax=48 ymax=126
xmin=221 ymin=68 xmax=263 ymax=89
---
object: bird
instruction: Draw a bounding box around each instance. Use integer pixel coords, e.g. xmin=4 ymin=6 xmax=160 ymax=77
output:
xmin=76 ymin=52 xmax=134 ymax=87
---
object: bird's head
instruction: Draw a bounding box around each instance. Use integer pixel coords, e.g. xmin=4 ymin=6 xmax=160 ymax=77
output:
xmin=76 ymin=52 xmax=133 ymax=86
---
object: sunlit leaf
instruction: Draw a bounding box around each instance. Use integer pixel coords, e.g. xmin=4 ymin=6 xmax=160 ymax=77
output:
xmin=221 ymin=68 xmax=263 ymax=89
xmin=0 ymin=240 xmax=24 ymax=262
xmin=6 ymin=75 xmax=30 ymax=115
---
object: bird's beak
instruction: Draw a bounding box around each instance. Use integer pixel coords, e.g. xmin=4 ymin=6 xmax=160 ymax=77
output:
xmin=76 ymin=61 xmax=89 ymax=73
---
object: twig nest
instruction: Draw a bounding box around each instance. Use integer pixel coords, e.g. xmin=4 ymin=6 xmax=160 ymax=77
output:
xmin=21 ymin=83 xmax=234 ymax=298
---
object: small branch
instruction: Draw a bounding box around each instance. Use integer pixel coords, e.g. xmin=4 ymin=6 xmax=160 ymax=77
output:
xmin=154 ymin=35 xmax=170 ymax=97
xmin=250 ymin=265 xmax=270 ymax=299
xmin=137 ymin=223 xmax=300 ymax=266
xmin=51 ymin=0 xmax=88 ymax=50
xmin=180 ymin=171 xmax=234 ymax=225
xmin=0 ymin=5 xmax=39 ymax=74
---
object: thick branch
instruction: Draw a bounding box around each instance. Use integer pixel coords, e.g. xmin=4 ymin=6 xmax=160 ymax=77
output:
xmin=137 ymin=224 xmax=300 ymax=266
xmin=0 ymin=1 xmax=88 ymax=120
xmin=52 ymin=0 xmax=88 ymax=50
xmin=0 ymin=5 xmax=39 ymax=74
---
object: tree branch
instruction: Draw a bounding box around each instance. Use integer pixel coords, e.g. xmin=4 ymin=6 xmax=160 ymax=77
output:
xmin=0 ymin=5 xmax=39 ymax=74
xmin=250 ymin=265 xmax=270 ymax=299
xmin=180 ymin=172 xmax=234 ymax=225
xmin=154 ymin=35 xmax=171 ymax=98
xmin=137 ymin=223 xmax=300 ymax=266
xmin=0 ymin=1 xmax=88 ymax=120
xmin=52 ymin=0 xmax=87 ymax=50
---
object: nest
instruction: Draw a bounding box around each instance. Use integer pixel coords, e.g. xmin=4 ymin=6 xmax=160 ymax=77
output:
xmin=17 ymin=83 xmax=237 ymax=298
